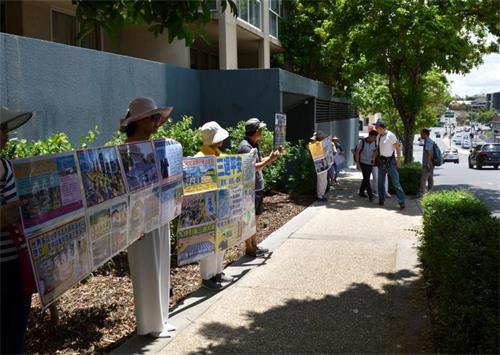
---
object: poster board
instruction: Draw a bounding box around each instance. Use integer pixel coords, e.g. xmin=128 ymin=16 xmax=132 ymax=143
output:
xmin=117 ymin=141 xmax=159 ymax=193
xmin=12 ymin=153 xmax=85 ymax=237
xmin=274 ymin=113 xmax=287 ymax=148
xmin=154 ymin=138 xmax=183 ymax=184
xmin=182 ymin=156 xmax=217 ymax=195
xmin=309 ymin=139 xmax=332 ymax=174
xmin=216 ymin=155 xmax=243 ymax=188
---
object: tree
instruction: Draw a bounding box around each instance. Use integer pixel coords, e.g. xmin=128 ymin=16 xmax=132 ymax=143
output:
xmin=283 ymin=0 xmax=499 ymax=162
xmin=477 ymin=109 xmax=498 ymax=124
xmin=74 ymin=0 xmax=237 ymax=45
xmin=353 ymin=71 xmax=451 ymax=142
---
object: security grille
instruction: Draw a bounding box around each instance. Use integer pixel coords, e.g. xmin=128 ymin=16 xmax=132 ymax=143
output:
xmin=315 ymin=99 xmax=356 ymax=122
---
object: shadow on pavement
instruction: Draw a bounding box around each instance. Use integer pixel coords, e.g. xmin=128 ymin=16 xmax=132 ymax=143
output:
xmin=188 ymin=269 xmax=434 ymax=354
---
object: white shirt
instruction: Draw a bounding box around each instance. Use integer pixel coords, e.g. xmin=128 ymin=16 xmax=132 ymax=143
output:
xmin=377 ymin=130 xmax=399 ymax=157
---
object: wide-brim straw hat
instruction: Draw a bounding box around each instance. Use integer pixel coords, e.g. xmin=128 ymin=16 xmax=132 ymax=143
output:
xmin=310 ymin=130 xmax=327 ymax=141
xmin=200 ymin=121 xmax=229 ymax=146
xmin=120 ymin=97 xmax=173 ymax=132
xmin=0 ymin=107 xmax=34 ymax=132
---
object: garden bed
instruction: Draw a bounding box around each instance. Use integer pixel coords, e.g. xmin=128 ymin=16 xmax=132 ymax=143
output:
xmin=25 ymin=192 xmax=313 ymax=354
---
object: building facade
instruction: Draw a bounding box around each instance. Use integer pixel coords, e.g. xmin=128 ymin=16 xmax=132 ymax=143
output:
xmin=486 ymin=92 xmax=500 ymax=112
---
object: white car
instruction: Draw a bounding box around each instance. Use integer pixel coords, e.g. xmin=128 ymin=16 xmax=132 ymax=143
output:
xmin=443 ymin=148 xmax=459 ymax=164
xmin=462 ymin=140 xmax=471 ymax=149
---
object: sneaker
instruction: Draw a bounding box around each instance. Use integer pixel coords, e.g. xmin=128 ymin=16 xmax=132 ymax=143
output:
xmin=202 ymin=278 xmax=222 ymax=291
xmin=359 ymin=192 xmax=368 ymax=198
xmin=317 ymin=197 xmax=328 ymax=202
xmin=256 ymin=247 xmax=269 ymax=255
xmin=399 ymin=202 xmax=405 ymax=210
xmin=216 ymin=273 xmax=234 ymax=283
xmin=385 ymin=193 xmax=392 ymax=198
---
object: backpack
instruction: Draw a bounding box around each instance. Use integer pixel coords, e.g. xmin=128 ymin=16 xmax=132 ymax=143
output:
xmin=352 ymin=138 xmax=365 ymax=162
xmin=432 ymin=141 xmax=443 ymax=166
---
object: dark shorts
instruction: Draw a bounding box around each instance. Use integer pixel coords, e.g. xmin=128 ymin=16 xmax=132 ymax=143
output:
xmin=255 ymin=190 xmax=264 ymax=216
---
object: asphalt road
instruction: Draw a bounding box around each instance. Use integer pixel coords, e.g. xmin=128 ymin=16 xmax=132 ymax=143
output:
xmin=413 ymin=127 xmax=500 ymax=215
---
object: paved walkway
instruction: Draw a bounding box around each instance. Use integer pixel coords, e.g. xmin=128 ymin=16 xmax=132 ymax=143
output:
xmin=116 ymin=173 xmax=434 ymax=354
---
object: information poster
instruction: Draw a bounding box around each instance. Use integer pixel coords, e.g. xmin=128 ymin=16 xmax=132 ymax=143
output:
xmin=177 ymin=223 xmax=216 ymax=266
xmin=77 ymin=147 xmax=127 ymax=207
xmin=87 ymin=197 xmax=128 ymax=268
xmin=12 ymin=153 xmax=85 ymax=236
xmin=216 ymin=155 xmax=243 ymax=188
xmin=274 ymin=113 xmax=287 ymax=148
xmin=28 ymin=217 xmax=91 ymax=307
xmin=159 ymin=180 xmax=183 ymax=225
xmin=216 ymin=217 xmax=241 ymax=252
xmin=128 ymin=185 xmax=160 ymax=243
xmin=242 ymin=153 xmax=256 ymax=185
xmin=118 ymin=141 xmax=159 ymax=193
xmin=154 ymin=139 xmax=183 ymax=184
xmin=241 ymin=208 xmax=257 ymax=241
xmin=309 ymin=141 xmax=330 ymax=173
xmin=182 ymin=156 xmax=217 ymax=194
xmin=322 ymin=137 xmax=334 ymax=168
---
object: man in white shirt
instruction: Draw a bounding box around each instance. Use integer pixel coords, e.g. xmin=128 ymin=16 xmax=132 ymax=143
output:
xmin=374 ymin=121 xmax=406 ymax=209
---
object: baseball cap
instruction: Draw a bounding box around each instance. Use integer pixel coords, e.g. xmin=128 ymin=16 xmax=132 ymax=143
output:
xmin=375 ymin=120 xmax=386 ymax=128
xmin=245 ymin=118 xmax=267 ymax=134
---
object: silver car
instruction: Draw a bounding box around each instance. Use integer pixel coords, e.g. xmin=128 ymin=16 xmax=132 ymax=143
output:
xmin=443 ymin=148 xmax=459 ymax=164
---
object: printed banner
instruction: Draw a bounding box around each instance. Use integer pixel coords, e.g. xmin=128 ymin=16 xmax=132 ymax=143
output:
xmin=241 ymin=208 xmax=257 ymax=241
xmin=128 ymin=185 xmax=160 ymax=243
xmin=308 ymin=141 xmax=325 ymax=160
xmin=182 ymin=156 xmax=217 ymax=194
xmin=179 ymin=191 xmax=217 ymax=229
xmin=216 ymin=216 xmax=241 ymax=252
xmin=12 ymin=153 xmax=85 ymax=236
xmin=118 ymin=141 xmax=159 ymax=193
xmin=274 ymin=113 xmax=287 ymax=148
xmin=154 ymin=139 xmax=183 ymax=184
xmin=177 ymin=223 xmax=216 ymax=266
xmin=216 ymin=155 xmax=243 ymax=188
xmin=242 ymin=153 xmax=256 ymax=186
xmin=77 ymin=146 xmax=127 ymax=208
xmin=87 ymin=197 xmax=128 ymax=268
xmin=28 ymin=217 xmax=91 ymax=307
xmin=159 ymin=180 xmax=183 ymax=225
xmin=217 ymin=187 xmax=244 ymax=220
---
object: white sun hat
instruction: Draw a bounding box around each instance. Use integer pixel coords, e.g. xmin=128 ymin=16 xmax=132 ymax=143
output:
xmin=200 ymin=121 xmax=229 ymax=146
xmin=119 ymin=97 xmax=173 ymax=132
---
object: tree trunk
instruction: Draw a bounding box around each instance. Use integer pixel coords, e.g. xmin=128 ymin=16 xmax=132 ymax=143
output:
xmin=402 ymin=116 xmax=416 ymax=164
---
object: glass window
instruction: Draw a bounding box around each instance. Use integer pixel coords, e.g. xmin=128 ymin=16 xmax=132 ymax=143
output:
xmin=238 ymin=0 xmax=249 ymax=22
xmin=483 ymin=144 xmax=500 ymax=151
xmin=237 ymin=0 xmax=261 ymax=29
xmin=269 ymin=0 xmax=281 ymax=38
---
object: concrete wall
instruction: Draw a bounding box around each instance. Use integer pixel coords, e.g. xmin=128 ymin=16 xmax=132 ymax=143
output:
xmin=317 ymin=118 xmax=359 ymax=167
xmin=199 ymin=69 xmax=281 ymax=129
xmin=0 ymin=33 xmax=200 ymax=146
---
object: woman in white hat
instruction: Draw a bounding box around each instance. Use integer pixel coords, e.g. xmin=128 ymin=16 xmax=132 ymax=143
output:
xmin=195 ymin=121 xmax=234 ymax=290
xmin=120 ymin=97 xmax=175 ymax=337
xmin=0 ymin=107 xmax=34 ymax=354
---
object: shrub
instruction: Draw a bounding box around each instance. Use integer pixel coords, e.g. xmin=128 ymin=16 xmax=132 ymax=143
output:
xmin=388 ymin=161 xmax=422 ymax=195
xmin=153 ymin=116 xmax=202 ymax=157
xmin=284 ymin=141 xmax=317 ymax=197
xmin=419 ymin=191 xmax=499 ymax=353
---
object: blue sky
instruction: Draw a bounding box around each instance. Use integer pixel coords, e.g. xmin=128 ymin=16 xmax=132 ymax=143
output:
xmin=446 ymin=53 xmax=500 ymax=97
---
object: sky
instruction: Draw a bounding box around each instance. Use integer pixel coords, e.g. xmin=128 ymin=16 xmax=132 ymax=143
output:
xmin=446 ymin=53 xmax=500 ymax=98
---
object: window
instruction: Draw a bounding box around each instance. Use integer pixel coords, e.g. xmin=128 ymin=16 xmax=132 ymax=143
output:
xmin=269 ymin=0 xmax=282 ymax=38
xmin=237 ymin=0 xmax=261 ymax=29
xmin=51 ymin=9 xmax=100 ymax=50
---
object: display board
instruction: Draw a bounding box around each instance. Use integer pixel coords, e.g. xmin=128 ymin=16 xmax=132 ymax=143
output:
xmin=182 ymin=156 xmax=217 ymax=195
xmin=274 ymin=113 xmax=287 ymax=148
xmin=309 ymin=138 xmax=333 ymax=174
xmin=11 ymin=139 xmax=184 ymax=307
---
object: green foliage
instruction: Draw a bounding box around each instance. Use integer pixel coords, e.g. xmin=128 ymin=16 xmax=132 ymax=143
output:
xmin=74 ymin=0 xmax=237 ymax=46
xmin=283 ymin=141 xmax=317 ymax=197
xmin=477 ymin=109 xmax=498 ymax=124
xmin=152 ymin=116 xmax=202 ymax=157
xmin=420 ymin=191 xmax=498 ymax=353
xmin=226 ymin=121 xmax=274 ymax=156
xmin=387 ymin=162 xmax=422 ymax=195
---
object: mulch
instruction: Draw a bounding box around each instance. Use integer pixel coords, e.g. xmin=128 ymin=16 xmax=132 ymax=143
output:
xmin=25 ymin=192 xmax=313 ymax=354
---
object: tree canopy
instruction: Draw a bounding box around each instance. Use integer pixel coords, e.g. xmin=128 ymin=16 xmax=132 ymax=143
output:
xmin=280 ymin=0 xmax=499 ymax=162
xmin=74 ymin=0 xmax=237 ymax=45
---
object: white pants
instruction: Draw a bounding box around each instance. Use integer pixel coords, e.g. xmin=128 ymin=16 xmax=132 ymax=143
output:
xmin=316 ymin=171 xmax=328 ymax=198
xmin=200 ymin=252 xmax=224 ymax=280
xmin=371 ymin=166 xmax=388 ymax=194
xmin=127 ymin=225 xmax=171 ymax=336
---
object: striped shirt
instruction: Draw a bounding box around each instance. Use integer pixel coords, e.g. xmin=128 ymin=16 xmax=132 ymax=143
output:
xmin=1 ymin=158 xmax=26 ymax=262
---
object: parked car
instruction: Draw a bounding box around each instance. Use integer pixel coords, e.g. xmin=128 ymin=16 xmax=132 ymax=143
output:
xmin=468 ymin=144 xmax=500 ymax=169
xmin=462 ymin=140 xmax=471 ymax=149
xmin=443 ymin=148 xmax=459 ymax=164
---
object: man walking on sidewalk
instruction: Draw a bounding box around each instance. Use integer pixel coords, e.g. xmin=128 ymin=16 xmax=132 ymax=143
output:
xmin=374 ymin=121 xmax=406 ymax=209
xmin=418 ymin=128 xmax=434 ymax=197
xmin=355 ymin=130 xmax=377 ymax=201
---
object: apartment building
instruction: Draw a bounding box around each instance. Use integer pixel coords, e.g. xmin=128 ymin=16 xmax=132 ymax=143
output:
xmin=0 ymin=0 xmax=283 ymax=69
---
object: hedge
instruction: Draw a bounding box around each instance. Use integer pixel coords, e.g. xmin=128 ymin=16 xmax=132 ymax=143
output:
xmin=420 ymin=191 xmax=499 ymax=353
xmin=388 ymin=161 xmax=422 ymax=195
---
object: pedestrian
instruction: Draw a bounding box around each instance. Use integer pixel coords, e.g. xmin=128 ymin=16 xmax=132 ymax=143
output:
xmin=0 ymin=107 xmax=34 ymax=354
xmin=368 ymin=125 xmax=390 ymax=198
xmin=418 ymin=128 xmax=434 ymax=197
xmin=120 ymin=97 xmax=174 ymax=337
xmin=355 ymin=130 xmax=378 ymax=201
xmin=311 ymin=131 xmax=329 ymax=201
xmin=195 ymin=121 xmax=233 ymax=290
xmin=331 ymin=136 xmax=344 ymax=185
xmin=373 ymin=121 xmax=406 ymax=209
xmin=238 ymin=118 xmax=281 ymax=258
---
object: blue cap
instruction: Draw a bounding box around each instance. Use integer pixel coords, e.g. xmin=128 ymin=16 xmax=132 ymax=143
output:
xmin=375 ymin=120 xmax=386 ymax=128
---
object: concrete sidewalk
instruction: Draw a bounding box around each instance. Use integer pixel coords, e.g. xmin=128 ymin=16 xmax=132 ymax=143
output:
xmin=116 ymin=173 xmax=434 ymax=354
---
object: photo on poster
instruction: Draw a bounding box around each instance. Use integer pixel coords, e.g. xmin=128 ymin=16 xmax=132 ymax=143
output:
xmin=217 ymin=189 xmax=230 ymax=220
xmin=243 ymin=187 xmax=255 ymax=212
xmin=177 ymin=223 xmax=216 ymax=266
xmin=110 ymin=200 xmax=128 ymax=254
xmin=13 ymin=153 xmax=85 ymax=236
xmin=28 ymin=217 xmax=91 ymax=307
xmin=88 ymin=207 xmax=111 ymax=242
xmin=314 ymin=158 xmax=329 ymax=173
xmin=160 ymin=180 xmax=183 ymax=225
xmin=143 ymin=186 xmax=160 ymax=233
xmin=182 ymin=156 xmax=217 ymax=194
xmin=154 ymin=139 xmax=183 ymax=183
xmin=216 ymin=216 xmax=241 ymax=252
xmin=178 ymin=191 xmax=217 ymax=229
xmin=216 ymin=155 xmax=243 ymax=188
xmin=118 ymin=141 xmax=159 ymax=193
xmin=91 ymin=235 xmax=111 ymax=269
xmin=128 ymin=191 xmax=146 ymax=244
xmin=77 ymin=147 xmax=126 ymax=207
xmin=274 ymin=113 xmax=287 ymax=148
xmin=241 ymin=209 xmax=257 ymax=241
xmin=242 ymin=153 xmax=255 ymax=186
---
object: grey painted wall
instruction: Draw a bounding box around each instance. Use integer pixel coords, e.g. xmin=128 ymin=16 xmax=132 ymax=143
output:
xmin=317 ymin=118 xmax=359 ymax=166
xmin=1 ymin=33 xmax=200 ymax=146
